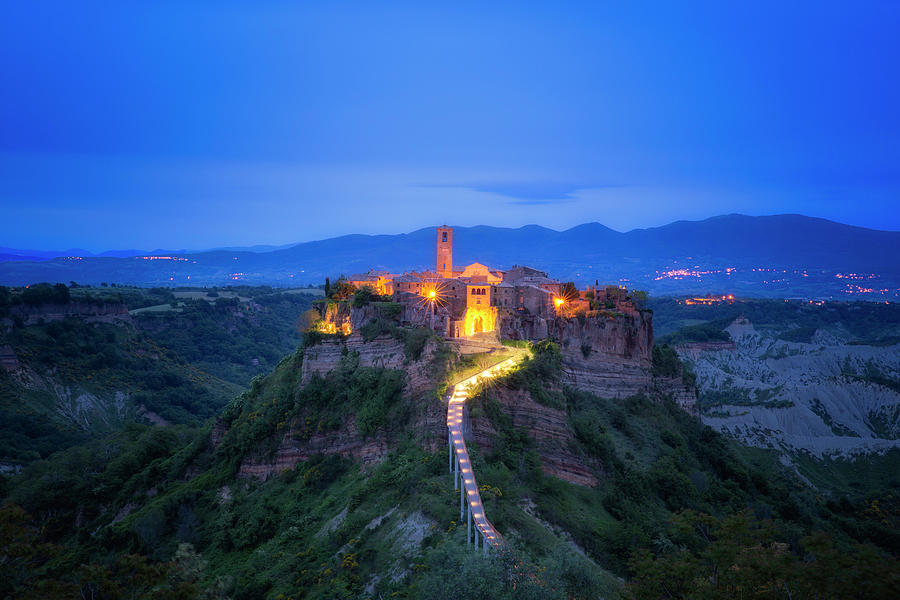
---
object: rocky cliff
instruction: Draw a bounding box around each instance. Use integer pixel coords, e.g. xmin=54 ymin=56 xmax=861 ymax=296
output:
xmin=234 ymin=332 xmax=448 ymax=480
xmin=2 ymin=301 xmax=130 ymax=327
xmin=243 ymin=302 xmax=695 ymax=485
xmin=319 ymin=299 xmax=666 ymax=402
xmin=467 ymin=387 xmax=600 ymax=487
xmin=549 ymin=310 xmax=654 ymax=397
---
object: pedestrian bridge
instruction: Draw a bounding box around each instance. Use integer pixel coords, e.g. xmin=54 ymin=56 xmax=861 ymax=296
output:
xmin=447 ymin=357 xmax=520 ymax=551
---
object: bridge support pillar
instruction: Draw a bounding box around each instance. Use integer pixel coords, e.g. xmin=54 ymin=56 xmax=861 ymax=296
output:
xmin=448 ymin=429 xmax=452 ymax=474
xmin=467 ymin=503 xmax=472 ymax=545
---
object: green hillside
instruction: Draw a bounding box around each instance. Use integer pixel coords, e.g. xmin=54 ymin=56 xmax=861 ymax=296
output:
xmin=0 ymin=284 xmax=316 ymax=467
xmin=2 ymin=338 xmax=897 ymax=599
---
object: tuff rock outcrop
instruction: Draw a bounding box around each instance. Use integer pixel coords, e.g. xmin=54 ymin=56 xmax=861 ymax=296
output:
xmin=233 ymin=302 xmax=695 ymax=483
xmin=2 ymin=301 xmax=130 ymax=327
xmin=466 ymin=387 xmax=600 ymax=487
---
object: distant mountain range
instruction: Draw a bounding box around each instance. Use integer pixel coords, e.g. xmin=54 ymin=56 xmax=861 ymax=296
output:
xmin=1 ymin=214 xmax=898 ymax=299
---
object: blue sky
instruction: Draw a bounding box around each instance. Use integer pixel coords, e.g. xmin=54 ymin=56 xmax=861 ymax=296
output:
xmin=1 ymin=1 xmax=898 ymax=251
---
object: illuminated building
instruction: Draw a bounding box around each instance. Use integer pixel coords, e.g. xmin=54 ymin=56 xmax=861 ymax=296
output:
xmin=347 ymin=269 xmax=397 ymax=295
xmin=318 ymin=225 xmax=644 ymax=340
xmin=437 ymin=226 xmax=453 ymax=278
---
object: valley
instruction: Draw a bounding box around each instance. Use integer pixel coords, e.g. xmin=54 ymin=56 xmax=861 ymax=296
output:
xmin=0 ymin=285 xmax=316 ymax=469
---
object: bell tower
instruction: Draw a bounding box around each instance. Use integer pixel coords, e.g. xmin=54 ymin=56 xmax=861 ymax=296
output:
xmin=436 ymin=226 xmax=453 ymax=278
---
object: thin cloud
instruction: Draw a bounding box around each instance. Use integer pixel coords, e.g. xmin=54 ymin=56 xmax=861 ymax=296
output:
xmin=418 ymin=181 xmax=624 ymax=204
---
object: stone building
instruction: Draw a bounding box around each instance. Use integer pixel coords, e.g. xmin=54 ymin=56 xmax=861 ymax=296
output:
xmin=342 ymin=225 xmax=639 ymax=341
xmin=388 ymin=227 xmax=567 ymax=339
xmin=436 ymin=226 xmax=454 ymax=278
xmin=347 ymin=269 xmax=397 ymax=296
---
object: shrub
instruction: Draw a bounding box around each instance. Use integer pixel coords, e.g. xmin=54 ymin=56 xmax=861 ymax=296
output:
xmin=398 ymin=326 xmax=431 ymax=361
xmin=352 ymin=286 xmax=378 ymax=308
xmin=360 ymin=318 xmax=394 ymax=342
xmin=651 ymin=344 xmax=681 ymax=377
xmin=374 ymin=302 xmax=401 ymax=320
xmin=328 ymin=278 xmax=355 ymax=300
xmin=21 ymin=282 xmax=70 ymax=306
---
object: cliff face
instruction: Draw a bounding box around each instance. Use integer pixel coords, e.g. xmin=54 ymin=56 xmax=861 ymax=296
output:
xmin=319 ymin=302 xmax=661 ymax=401
xmin=234 ymin=333 xmax=447 ymax=480
xmin=468 ymin=387 xmax=600 ymax=487
xmin=314 ymin=301 xmax=395 ymax=335
xmin=3 ymin=302 xmax=130 ymax=326
xmin=688 ymin=318 xmax=900 ymax=456
xmin=300 ymin=333 xmax=437 ymax=399
xmin=237 ymin=417 xmax=393 ymax=479
xmin=235 ymin=338 xmax=605 ymax=486
xmin=652 ymin=376 xmax=699 ymax=416
xmin=238 ymin=303 xmax=693 ymax=483
xmin=553 ymin=311 xmax=654 ymax=398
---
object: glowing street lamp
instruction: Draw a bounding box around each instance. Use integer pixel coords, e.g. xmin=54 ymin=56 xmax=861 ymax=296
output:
xmin=418 ymin=280 xmax=446 ymax=330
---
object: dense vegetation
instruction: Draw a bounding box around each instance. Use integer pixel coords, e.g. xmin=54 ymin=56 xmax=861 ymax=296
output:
xmin=0 ymin=315 xmax=233 ymax=465
xmin=2 ymin=290 xmax=898 ymax=598
xmin=0 ymin=284 xmax=316 ymax=467
xmin=650 ymin=297 xmax=900 ymax=343
xmin=468 ymin=343 xmax=900 ymax=595
xmin=3 ymin=332 xmax=897 ymax=598
xmin=135 ymin=291 xmax=313 ymax=384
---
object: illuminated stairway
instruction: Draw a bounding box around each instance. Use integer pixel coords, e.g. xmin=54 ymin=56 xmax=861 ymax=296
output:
xmin=447 ymin=357 xmax=518 ymax=551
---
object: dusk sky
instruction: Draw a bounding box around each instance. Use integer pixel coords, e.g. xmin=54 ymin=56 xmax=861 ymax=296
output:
xmin=2 ymin=1 xmax=899 ymax=252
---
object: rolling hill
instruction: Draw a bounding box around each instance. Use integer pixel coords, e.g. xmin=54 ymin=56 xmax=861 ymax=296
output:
xmin=1 ymin=214 xmax=898 ymax=298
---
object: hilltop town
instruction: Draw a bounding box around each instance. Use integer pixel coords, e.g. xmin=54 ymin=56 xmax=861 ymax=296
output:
xmin=309 ymin=226 xmax=695 ymax=415
xmin=337 ymin=226 xmax=643 ymax=342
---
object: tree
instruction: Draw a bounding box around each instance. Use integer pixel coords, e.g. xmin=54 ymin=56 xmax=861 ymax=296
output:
xmin=352 ymin=285 xmax=379 ymax=307
xmin=22 ymin=283 xmax=68 ymax=306
xmin=52 ymin=283 xmax=70 ymax=304
xmin=651 ymin=344 xmax=681 ymax=377
xmin=295 ymin=309 xmax=321 ymax=334
xmin=626 ymin=510 xmax=900 ymax=600
xmin=559 ymin=282 xmax=579 ymax=303
xmin=328 ymin=277 xmax=356 ymax=300
xmin=632 ymin=289 xmax=648 ymax=309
